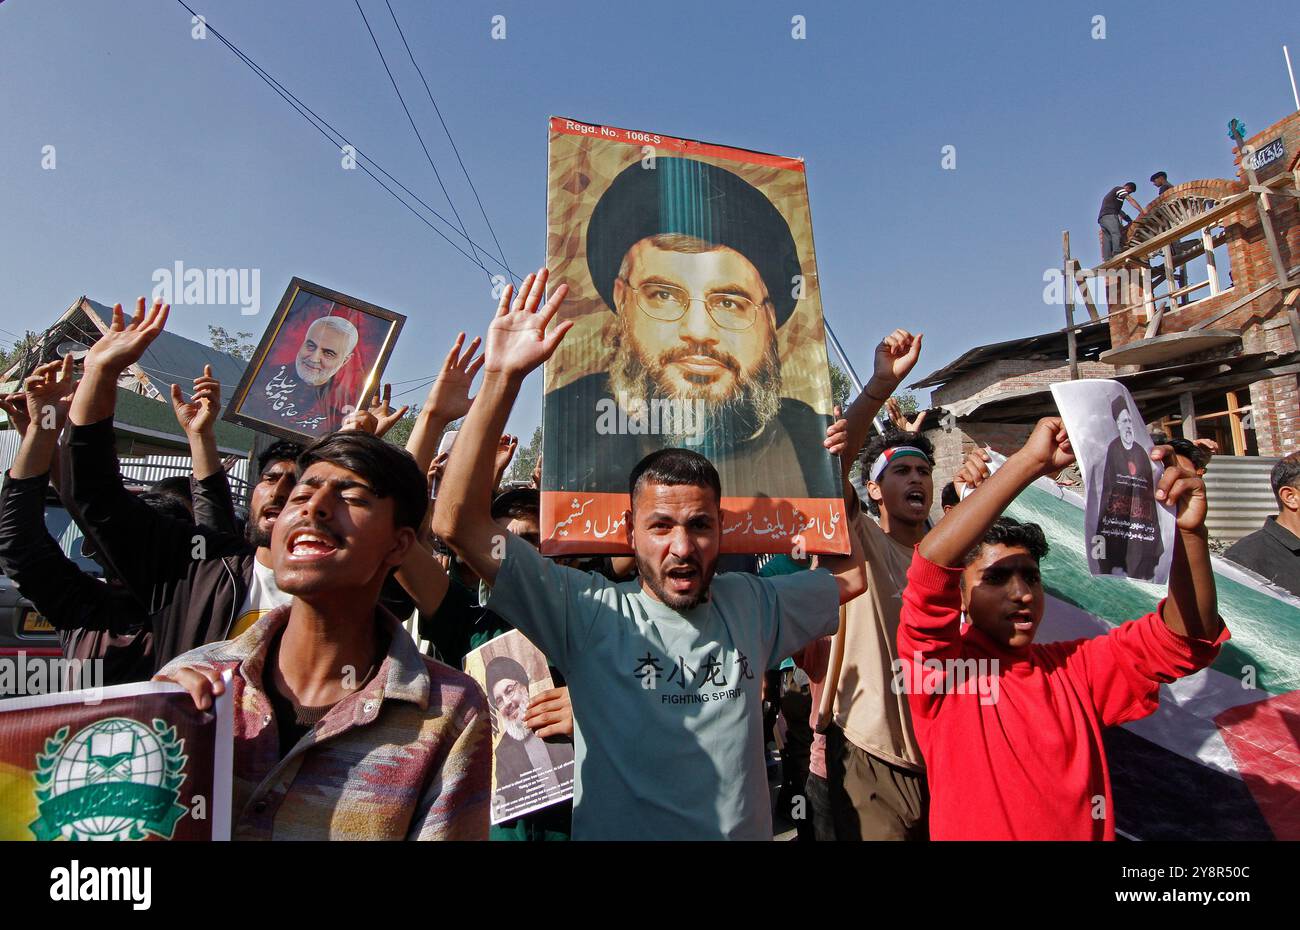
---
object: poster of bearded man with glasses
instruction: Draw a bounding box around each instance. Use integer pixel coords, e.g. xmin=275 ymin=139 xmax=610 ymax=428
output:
xmin=541 ymin=118 xmax=847 ymax=555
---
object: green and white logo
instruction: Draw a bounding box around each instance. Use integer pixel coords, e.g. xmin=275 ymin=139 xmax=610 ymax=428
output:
xmin=29 ymin=717 xmax=188 ymax=841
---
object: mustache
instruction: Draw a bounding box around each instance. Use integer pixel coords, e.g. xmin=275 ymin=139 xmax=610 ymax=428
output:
xmin=283 ymin=520 xmax=343 ymax=548
xmin=663 ymin=556 xmax=700 ymax=572
xmin=657 ymin=342 xmax=741 ymax=376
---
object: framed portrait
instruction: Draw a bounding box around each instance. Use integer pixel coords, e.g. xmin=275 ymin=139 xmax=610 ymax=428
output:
xmin=540 ymin=117 xmax=848 ymax=555
xmin=224 ymin=278 xmax=405 ymax=443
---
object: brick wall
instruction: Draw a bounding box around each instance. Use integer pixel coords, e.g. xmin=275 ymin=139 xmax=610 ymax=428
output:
xmin=1102 ymin=111 xmax=1300 ymax=457
xmin=933 ymin=358 xmax=1111 ymax=407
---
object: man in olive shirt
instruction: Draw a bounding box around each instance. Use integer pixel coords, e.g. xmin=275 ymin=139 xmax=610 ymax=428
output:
xmin=823 ymin=329 xmax=932 ymax=841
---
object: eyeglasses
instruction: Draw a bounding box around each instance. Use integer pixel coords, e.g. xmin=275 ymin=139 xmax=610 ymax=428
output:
xmin=620 ymin=277 xmax=762 ymax=332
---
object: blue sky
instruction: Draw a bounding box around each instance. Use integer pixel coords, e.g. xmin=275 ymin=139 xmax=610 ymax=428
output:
xmin=2 ymin=0 xmax=1297 ymax=439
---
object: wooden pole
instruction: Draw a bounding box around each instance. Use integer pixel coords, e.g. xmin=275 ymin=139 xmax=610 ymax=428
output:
xmin=1064 ymin=231 xmax=1079 ymax=380
xmin=1180 ymin=392 xmax=1199 ymax=441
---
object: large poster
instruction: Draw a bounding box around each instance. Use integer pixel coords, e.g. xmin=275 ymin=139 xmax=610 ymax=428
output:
xmin=463 ymin=630 xmax=574 ymax=825
xmin=0 ymin=678 xmax=233 ymax=841
xmin=1051 ymin=380 xmax=1176 ymax=584
xmin=542 ymin=117 xmax=848 ymax=555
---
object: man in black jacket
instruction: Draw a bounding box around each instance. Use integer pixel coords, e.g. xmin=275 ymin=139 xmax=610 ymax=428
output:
xmin=65 ymin=297 xmax=422 ymax=669
xmin=0 ymin=356 xmax=243 ymax=684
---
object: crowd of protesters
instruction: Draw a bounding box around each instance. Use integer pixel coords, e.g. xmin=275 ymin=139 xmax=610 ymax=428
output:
xmin=0 ymin=266 xmax=1269 ymax=841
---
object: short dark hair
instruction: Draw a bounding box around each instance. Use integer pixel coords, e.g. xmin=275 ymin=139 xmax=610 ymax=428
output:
xmin=1271 ymin=452 xmax=1300 ymax=501
xmin=153 ymin=475 xmax=193 ymax=501
xmin=1165 ymin=437 xmax=1210 ymax=471
xmin=963 ymin=517 xmax=1050 ymax=567
xmin=1150 ymin=171 xmax=1168 ymax=182
xmin=137 ymin=490 xmax=194 ymax=523
xmin=297 ymin=431 xmax=427 ymax=531
xmin=860 ymin=430 xmax=935 ymax=516
xmin=492 ymin=487 xmax=540 ymax=523
xmin=258 ymin=440 xmax=305 ymax=477
xmin=1124 ymin=181 xmax=1138 ymax=191
xmin=940 ymin=481 xmax=959 ymax=509
xmin=629 ymin=448 xmax=721 ymax=507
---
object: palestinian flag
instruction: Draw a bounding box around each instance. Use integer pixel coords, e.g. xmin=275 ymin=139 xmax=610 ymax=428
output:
xmin=1005 ymin=477 xmax=1299 ymax=840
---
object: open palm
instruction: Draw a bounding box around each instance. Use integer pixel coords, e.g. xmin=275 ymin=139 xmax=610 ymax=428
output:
xmin=423 ymin=332 xmax=483 ymax=421
xmin=85 ymin=298 xmax=170 ymax=374
xmin=170 ymin=365 xmax=221 ymax=437
xmin=23 ymin=354 xmax=77 ymax=431
xmin=484 ymin=268 xmax=571 ymax=378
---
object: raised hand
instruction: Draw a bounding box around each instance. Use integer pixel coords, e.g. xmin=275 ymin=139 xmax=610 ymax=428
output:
xmin=954 ymin=447 xmax=992 ymax=491
xmin=493 ymin=433 xmax=518 ymax=488
xmin=1152 ymin=445 xmax=1208 ymax=532
xmin=366 ymin=383 xmax=409 ymax=438
xmin=170 ymin=364 xmax=221 ymax=437
xmin=483 ymin=268 xmax=571 ymax=379
xmin=0 ymin=393 xmax=30 ymax=437
xmin=423 ymin=332 xmax=483 ymax=422
xmin=1017 ymin=417 xmax=1076 ymax=478
xmin=22 ymin=354 xmax=77 ymax=433
xmin=823 ymin=405 xmax=848 ymax=457
xmin=83 ymin=298 xmax=170 ymax=376
xmin=870 ymin=329 xmax=923 ymax=395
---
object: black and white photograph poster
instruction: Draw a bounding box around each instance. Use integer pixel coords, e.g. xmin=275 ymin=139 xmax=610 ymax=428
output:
xmin=463 ymin=630 xmax=575 ymax=825
xmin=1051 ymin=380 xmax=1175 ymax=584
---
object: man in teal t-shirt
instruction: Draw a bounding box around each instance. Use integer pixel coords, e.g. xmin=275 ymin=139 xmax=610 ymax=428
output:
xmin=433 ymin=269 xmax=868 ymax=840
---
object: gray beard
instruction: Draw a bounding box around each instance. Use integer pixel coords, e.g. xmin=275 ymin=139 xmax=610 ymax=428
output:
xmin=608 ymin=330 xmax=783 ymax=455
xmin=501 ymin=699 xmax=531 ymax=742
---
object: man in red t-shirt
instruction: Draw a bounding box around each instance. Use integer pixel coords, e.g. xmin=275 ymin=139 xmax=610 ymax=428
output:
xmin=897 ymin=417 xmax=1227 ymax=840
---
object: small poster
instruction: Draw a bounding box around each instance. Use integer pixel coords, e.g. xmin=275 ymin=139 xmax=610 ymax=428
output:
xmin=0 ymin=676 xmax=233 ymax=841
xmin=1051 ymin=380 xmax=1176 ymax=584
xmin=542 ymin=117 xmax=847 ymax=555
xmin=225 ymin=277 xmax=405 ymax=442
xmin=463 ymin=630 xmax=574 ymax=824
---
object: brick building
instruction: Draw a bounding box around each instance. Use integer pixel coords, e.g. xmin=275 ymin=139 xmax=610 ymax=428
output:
xmin=907 ymin=106 xmax=1299 ymax=536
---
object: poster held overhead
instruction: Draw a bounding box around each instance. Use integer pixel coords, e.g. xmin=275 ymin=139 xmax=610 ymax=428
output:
xmin=463 ymin=630 xmax=574 ymax=825
xmin=542 ymin=117 xmax=847 ymax=555
xmin=1050 ymin=379 xmax=1175 ymax=584
xmin=225 ymin=278 xmax=405 ymax=443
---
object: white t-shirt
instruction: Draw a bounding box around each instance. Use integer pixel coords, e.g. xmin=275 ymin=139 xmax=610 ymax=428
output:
xmin=231 ymin=558 xmax=293 ymax=638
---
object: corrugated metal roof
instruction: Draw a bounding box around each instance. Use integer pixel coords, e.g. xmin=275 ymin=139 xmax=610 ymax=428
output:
xmin=909 ymin=319 xmax=1112 ymax=391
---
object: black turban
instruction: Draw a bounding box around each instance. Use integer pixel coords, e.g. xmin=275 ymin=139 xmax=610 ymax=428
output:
xmin=586 ymin=156 xmax=802 ymax=328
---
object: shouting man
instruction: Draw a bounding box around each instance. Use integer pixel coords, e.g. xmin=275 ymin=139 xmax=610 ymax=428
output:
xmin=435 ymin=269 xmax=867 ymax=840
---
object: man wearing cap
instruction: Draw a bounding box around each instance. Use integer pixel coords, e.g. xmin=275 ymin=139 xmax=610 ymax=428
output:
xmin=1096 ymin=396 xmax=1164 ymax=578
xmin=544 ymin=156 xmax=838 ymax=500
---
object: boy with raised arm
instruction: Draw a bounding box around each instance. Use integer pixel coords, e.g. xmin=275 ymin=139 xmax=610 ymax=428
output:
xmin=434 ymin=269 xmax=867 ymax=840
xmin=899 ymin=417 xmax=1227 ymax=839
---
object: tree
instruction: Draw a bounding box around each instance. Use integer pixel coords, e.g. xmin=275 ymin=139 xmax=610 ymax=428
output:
xmin=828 ymin=361 xmax=852 ymax=411
xmin=208 ymin=325 xmax=255 ymax=363
xmin=0 ymin=330 xmax=43 ymax=379
xmin=508 ymin=426 xmax=543 ymax=484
